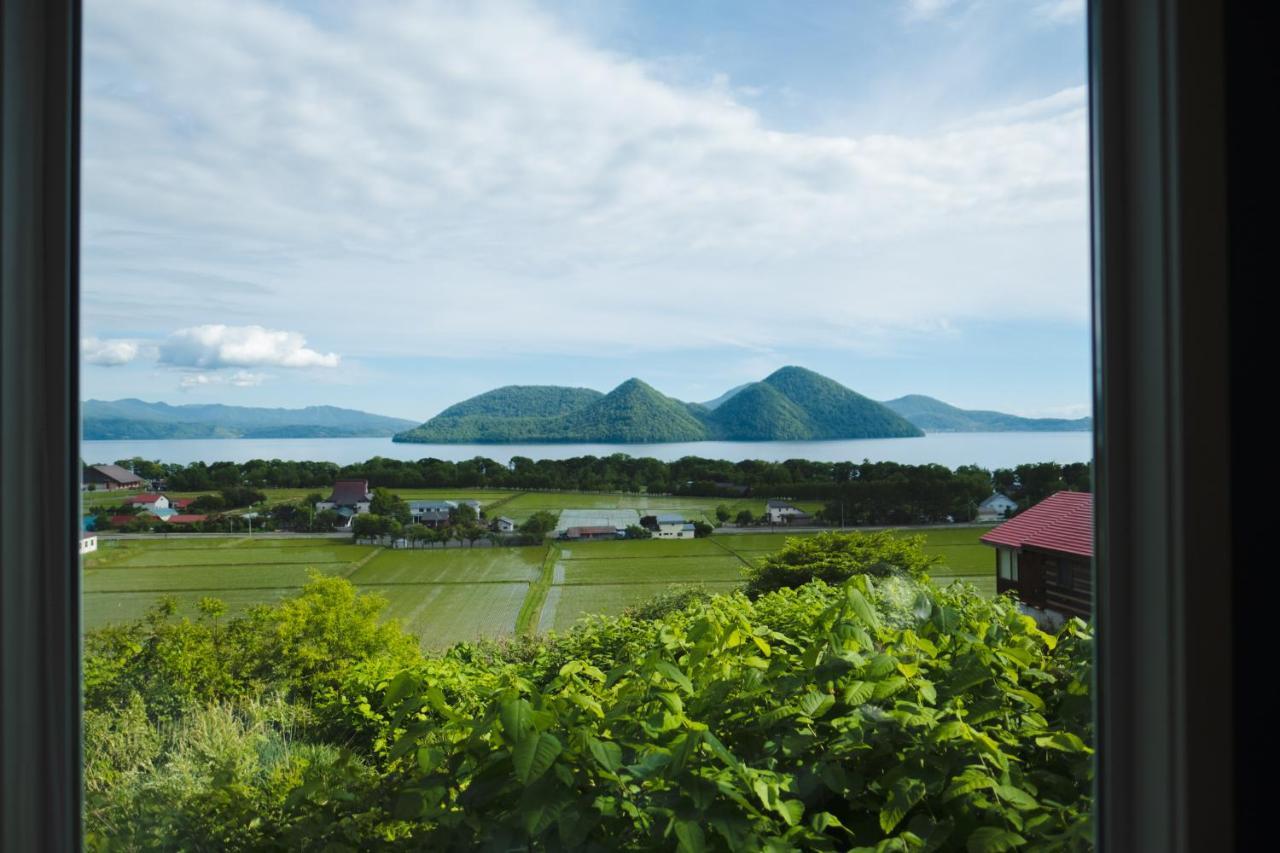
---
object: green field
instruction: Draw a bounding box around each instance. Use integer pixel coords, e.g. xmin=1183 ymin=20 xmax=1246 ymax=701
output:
xmin=82 ymin=526 xmax=996 ymax=645
xmin=493 ymin=492 xmax=824 ymax=524
xmin=348 ymin=547 xmax=544 ymax=585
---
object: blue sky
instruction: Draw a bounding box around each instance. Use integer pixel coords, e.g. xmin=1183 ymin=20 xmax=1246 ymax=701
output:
xmin=80 ymin=0 xmax=1090 ymax=422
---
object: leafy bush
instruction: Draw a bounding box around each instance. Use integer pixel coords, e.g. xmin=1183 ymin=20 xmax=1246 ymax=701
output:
xmin=84 ymin=574 xmax=1093 ymax=851
xmin=623 ymin=583 xmax=717 ymax=621
xmin=744 ymin=530 xmax=941 ymax=597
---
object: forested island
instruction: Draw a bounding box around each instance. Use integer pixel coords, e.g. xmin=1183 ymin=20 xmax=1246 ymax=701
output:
xmin=394 ymin=367 xmax=923 ymax=443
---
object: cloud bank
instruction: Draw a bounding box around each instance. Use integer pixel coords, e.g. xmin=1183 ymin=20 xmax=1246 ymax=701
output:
xmin=81 ymin=0 xmax=1090 ymax=364
xmin=158 ymin=325 xmax=340 ymax=370
xmin=82 ymin=337 xmax=139 ymax=366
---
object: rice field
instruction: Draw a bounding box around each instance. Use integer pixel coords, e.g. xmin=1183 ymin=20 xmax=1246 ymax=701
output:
xmin=81 ymin=525 xmax=996 ymax=646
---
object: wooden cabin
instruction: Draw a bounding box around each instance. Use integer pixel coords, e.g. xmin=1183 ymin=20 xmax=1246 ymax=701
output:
xmin=980 ymin=491 xmax=1093 ymax=621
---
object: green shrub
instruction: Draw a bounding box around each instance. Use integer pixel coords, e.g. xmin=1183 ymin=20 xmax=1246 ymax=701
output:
xmin=83 ymin=573 xmax=1093 ymax=851
xmin=743 ymin=530 xmax=941 ymax=596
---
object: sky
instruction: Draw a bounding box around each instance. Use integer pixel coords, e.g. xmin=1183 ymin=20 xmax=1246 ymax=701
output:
xmin=80 ymin=0 xmax=1091 ymax=422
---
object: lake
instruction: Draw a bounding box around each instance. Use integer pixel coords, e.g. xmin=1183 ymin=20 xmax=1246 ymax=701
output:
xmin=81 ymin=432 xmax=1092 ymax=469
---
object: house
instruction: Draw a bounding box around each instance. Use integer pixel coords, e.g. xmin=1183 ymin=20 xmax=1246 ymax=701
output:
xmin=977 ymin=492 xmax=1018 ymax=520
xmin=170 ymin=498 xmax=195 ymax=510
xmin=83 ymin=463 xmax=144 ymax=491
xmin=128 ymin=493 xmax=170 ymax=510
xmin=494 ymin=516 xmax=517 ymax=533
xmin=108 ymin=514 xmax=139 ymax=528
xmin=765 ymin=499 xmax=814 ymax=525
xmin=652 ymin=514 xmax=696 ymax=539
xmin=79 ymin=533 xmax=97 ymax=555
xmin=146 ymin=507 xmax=178 ymax=521
xmin=315 ymin=480 xmax=374 ymax=528
xmin=409 ymin=500 xmax=454 ymax=526
xmin=166 ymin=514 xmax=208 ymax=525
xmin=562 ymin=525 xmax=623 ymax=541
xmin=407 ymin=499 xmax=483 ymax=527
xmin=980 ymin=491 xmax=1093 ymax=625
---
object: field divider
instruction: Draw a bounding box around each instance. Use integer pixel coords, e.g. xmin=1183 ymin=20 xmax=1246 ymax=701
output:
xmin=709 ymin=536 xmax=757 ymax=569
xmin=481 ymin=493 xmax=522 ymax=513
xmin=342 ymin=546 xmax=385 ymax=579
xmin=515 ymin=543 xmax=559 ymax=637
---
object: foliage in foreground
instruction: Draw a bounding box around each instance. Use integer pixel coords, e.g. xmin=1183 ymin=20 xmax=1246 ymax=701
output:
xmin=84 ymin=574 xmax=1092 ymax=851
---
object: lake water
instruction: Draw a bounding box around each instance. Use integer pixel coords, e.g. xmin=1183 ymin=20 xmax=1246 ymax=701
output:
xmin=81 ymin=432 xmax=1092 ymax=469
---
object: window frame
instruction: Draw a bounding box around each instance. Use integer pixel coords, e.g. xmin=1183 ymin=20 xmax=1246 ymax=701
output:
xmin=0 ymin=0 xmax=1245 ymax=848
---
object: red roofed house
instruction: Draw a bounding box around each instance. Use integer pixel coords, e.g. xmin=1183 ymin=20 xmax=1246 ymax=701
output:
xmin=127 ymin=493 xmax=169 ymax=510
xmin=315 ymin=479 xmax=374 ymax=528
xmin=980 ymin=491 xmax=1093 ymax=622
xmin=166 ymin=514 xmax=208 ymax=525
xmin=170 ymin=498 xmax=195 ymax=510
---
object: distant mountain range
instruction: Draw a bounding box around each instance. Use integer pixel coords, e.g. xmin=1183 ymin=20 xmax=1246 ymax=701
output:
xmin=82 ymin=373 xmax=1091 ymax=442
xmin=82 ymin=399 xmax=416 ymax=440
xmin=880 ymin=395 xmax=1092 ymax=432
xmin=394 ymin=367 xmax=923 ymax=443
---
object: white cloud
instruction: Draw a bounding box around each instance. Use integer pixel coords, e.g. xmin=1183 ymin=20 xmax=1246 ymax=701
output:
xmin=178 ymin=370 xmax=266 ymax=389
xmin=81 ymin=0 xmax=1089 ymax=361
xmin=159 ymin=325 xmax=340 ymax=369
xmin=1036 ymin=0 xmax=1085 ymax=24
xmin=82 ymin=336 xmax=139 ymax=366
xmin=904 ymin=0 xmax=960 ymax=21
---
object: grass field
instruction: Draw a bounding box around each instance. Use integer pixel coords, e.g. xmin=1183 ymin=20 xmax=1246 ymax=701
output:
xmin=82 ymin=526 xmax=996 ymax=646
xmin=494 ymin=492 xmax=824 ymax=524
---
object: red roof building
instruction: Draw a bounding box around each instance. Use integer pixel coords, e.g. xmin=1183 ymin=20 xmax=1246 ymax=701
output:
xmin=109 ymin=514 xmax=141 ymax=527
xmin=170 ymin=498 xmax=195 ymax=509
xmin=127 ymin=493 xmax=165 ymax=505
xmin=166 ymin=514 xmax=208 ymax=525
xmin=980 ymin=491 xmax=1093 ymax=621
xmin=323 ymin=480 xmax=373 ymax=508
xmin=562 ymin=525 xmax=621 ymax=541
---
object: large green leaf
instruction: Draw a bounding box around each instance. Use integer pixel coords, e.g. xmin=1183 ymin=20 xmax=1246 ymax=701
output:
xmin=587 ymin=737 xmax=622 ymax=773
xmin=798 ymin=690 xmax=835 ymax=719
xmin=512 ymin=732 xmax=562 ymax=785
xmin=653 ymin=660 xmax=694 ymax=694
xmin=500 ymin=698 xmax=536 ymax=741
xmin=965 ymin=826 xmax=1027 ymax=852
xmin=879 ymin=777 xmax=925 ymax=833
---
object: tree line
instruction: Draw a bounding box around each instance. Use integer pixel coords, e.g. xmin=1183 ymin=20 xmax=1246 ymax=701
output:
xmin=100 ymin=454 xmax=1090 ymax=524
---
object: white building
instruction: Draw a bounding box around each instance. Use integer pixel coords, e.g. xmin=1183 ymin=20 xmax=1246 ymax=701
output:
xmin=79 ymin=534 xmax=98 ymax=555
xmin=654 ymin=514 xmax=696 ymax=539
xmin=977 ymin=493 xmax=1019 ymax=520
xmin=495 ymin=516 xmax=517 ymax=533
xmin=765 ymin=500 xmax=810 ymax=524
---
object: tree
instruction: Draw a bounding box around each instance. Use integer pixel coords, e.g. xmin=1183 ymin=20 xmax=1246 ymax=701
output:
xmin=313 ymin=509 xmax=342 ymax=531
xmin=369 ymin=488 xmax=411 ymax=525
xmin=519 ymin=510 xmax=558 ymax=540
xmin=743 ymin=530 xmax=941 ymax=597
xmin=405 ymin=523 xmax=428 ymax=549
xmin=220 ymin=486 xmax=266 ymax=508
xmin=692 ymin=520 xmax=714 ymax=538
xmin=624 ymin=524 xmax=652 ymax=540
xmin=351 ymin=513 xmax=384 ymax=541
xmin=461 ymin=524 xmax=486 ymax=547
xmin=451 ymin=503 xmax=479 ymax=525
xmin=714 ymin=504 xmax=731 ymax=524
xmin=735 ymin=509 xmax=755 ymax=526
